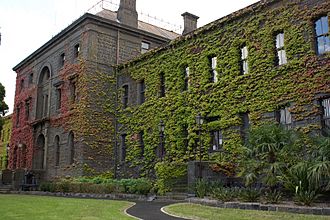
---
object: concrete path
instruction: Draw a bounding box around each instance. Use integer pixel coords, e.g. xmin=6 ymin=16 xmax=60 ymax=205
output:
xmin=126 ymin=201 xmax=188 ymax=220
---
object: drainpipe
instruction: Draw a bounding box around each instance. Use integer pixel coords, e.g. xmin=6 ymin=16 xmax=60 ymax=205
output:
xmin=113 ymin=29 xmax=120 ymax=179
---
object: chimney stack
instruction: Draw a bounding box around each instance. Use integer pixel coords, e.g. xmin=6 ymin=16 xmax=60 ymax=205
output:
xmin=117 ymin=0 xmax=138 ymax=28
xmin=181 ymin=12 xmax=199 ymax=35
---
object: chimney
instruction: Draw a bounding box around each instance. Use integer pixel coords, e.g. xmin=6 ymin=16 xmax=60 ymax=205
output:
xmin=181 ymin=12 xmax=199 ymax=35
xmin=117 ymin=0 xmax=138 ymax=28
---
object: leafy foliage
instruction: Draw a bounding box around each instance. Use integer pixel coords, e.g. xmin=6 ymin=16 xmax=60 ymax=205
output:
xmin=0 ymin=82 xmax=8 ymax=117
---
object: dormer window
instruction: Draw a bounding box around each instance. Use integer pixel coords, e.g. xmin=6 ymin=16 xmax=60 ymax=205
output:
xmin=141 ymin=41 xmax=150 ymax=54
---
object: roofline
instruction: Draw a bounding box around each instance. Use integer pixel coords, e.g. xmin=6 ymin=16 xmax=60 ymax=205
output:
xmin=13 ymin=12 xmax=176 ymax=72
xmin=119 ymin=0 xmax=278 ymax=68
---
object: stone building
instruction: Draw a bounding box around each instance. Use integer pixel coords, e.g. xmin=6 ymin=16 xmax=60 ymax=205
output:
xmin=9 ymin=0 xmax=330 ymax=183
xmin=117 ymin=0 xmax=330 ymax=178
xmin=10 ymin=0 xmax=179 ymax=180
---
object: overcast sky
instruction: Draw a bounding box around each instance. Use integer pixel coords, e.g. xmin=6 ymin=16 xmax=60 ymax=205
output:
xmin=0 ymin=0 xmax=259 ymax=113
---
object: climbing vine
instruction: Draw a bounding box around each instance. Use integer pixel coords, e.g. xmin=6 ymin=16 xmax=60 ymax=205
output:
xmin=117 ymin=1 xmax=330 ymax=177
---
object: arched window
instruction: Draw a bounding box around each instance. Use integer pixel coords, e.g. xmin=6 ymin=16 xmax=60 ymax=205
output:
xmin=55 ymin=136 xmax=60 ymax=166
xmin=33 ymin=134 xmax=45 ymax=169
xmin=68 ymin=132 xmax=74 ymax=164
xmin=36 ymin=66 xmax=51 ymax=119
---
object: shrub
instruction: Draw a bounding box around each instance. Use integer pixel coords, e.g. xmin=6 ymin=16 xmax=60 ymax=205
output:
xmin=294 ymin=189 xmax=319 ymax=206
xmin=211 ymin=187 xmax=240 ymax=202
xmin=264 ymin=190 xmax=282 ymax=204
xmin=195 ymin=179 xmax=209 ymax=198
xmin=239 ymin=188 xmax=261 ymax=202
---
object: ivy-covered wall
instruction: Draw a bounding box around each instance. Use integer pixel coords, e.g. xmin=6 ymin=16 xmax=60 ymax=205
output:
xmin=117 ymin=0 xmax=330 ymax=177
xmin=0 ymin=115 xmax=12 ymax=169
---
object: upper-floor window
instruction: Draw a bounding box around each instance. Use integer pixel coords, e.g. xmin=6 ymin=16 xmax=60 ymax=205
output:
xmin=210 ymin=130 xmax=223 ymax=151
xmin=276 ymin=106 xmax=292 ymax=129
xmin=28 ymin=73 xmax=34 ymax=85
xmin=315 ymin=16 xmax=330 ymax=55
xmin=139 ymin=131 xmax=144 ymax=157
xmin=240 ymin=112 xmax=249 ymax=144
xmin=141 ymin=41 xmax=150 ymax=54
xmin=25 ymin=99 xmax=30 ymax=121
xmin=320 ymin=97 xmax=330 ymax=136
xmin=240 ymin=46 xmax=248 ymax=74
xmin=69 ymin=82 xmax=76 ymax=103
xmin=159 ymin=72 xmax=165 ymax=97
xmin=210 ymin=56 xmax=218 ymax=83
xmin=74 ymin=44 xmax=80 ymax=58
xmin=60 ymin=53 xmax=66 ymax=67
xmin=122 ymin=85 xmax=129 ymax=108
xmin=275 ymin=32 xmax=287 ymax=65
xmin=184 ymin=66 xmax=189 ymax=91
xmin=138 ymin=80 xmax=145 ymax=105
xmin=120 ymin=134 xmax=127 ymax=162
xmin=16 ymin=106 xmax=20 ymax=127
xmin=20 ymin=79 xmax=24 ymax=92
xmin=55 ymin=88 xmax=62 ymax=110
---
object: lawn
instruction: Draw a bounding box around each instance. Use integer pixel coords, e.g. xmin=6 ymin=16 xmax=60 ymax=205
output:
xmin=0 ymin=194 xmax=135 ymax=220
xmin=163 ymin=203 xmax=330 ymax=220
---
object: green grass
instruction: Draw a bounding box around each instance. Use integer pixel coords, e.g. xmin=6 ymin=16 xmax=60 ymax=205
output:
xmin=163 ymin=203 xmax=330 ymax=220
xmin=0 ymin=194 xmax=135 ymax=220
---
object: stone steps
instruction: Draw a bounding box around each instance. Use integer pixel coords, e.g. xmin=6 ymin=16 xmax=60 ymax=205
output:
xmin=0 ymin=184 xmax=12 ymax=193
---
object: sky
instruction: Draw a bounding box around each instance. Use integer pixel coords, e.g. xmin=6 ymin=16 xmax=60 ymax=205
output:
xmin=0 ymin=0 xmax=259 ymax=114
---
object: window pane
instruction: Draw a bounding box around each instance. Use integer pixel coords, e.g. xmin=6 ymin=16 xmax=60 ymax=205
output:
xmin=241 ymin=46 xmax=248 ymax=59
xmin=315 ymin=18 xmax=323 ymax=36
xmin=278 ymin=50 xmax=287 ymax=65
xmin=211 ymin=57 xmax=217 ymax=69
xmin=323 ymin=98 xmax=330 ymax=118
xmin=185 ymin=67 xmax=189 ymax=77
xmin=318 ymin=36 xmax=325 ymax=54
xmin=276 ymin=33 xmax=284 ymax=49
xmin=321 ymin=16 xmax=329 ymax=35
xmin=325 ymin=36 xmax=330 ymax=53
xmin=243 ymin=61 xmax=248 ymax=74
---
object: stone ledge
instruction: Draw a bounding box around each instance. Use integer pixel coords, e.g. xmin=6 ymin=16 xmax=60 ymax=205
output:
xmin=186 ymin=198 xmax=330 ymax=216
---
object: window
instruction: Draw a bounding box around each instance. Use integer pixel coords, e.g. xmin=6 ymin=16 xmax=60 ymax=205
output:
xmin=70 ymin=82 xmax=76 ymax=103
xmin=160 ymin=72 xmax=165 ymax=97
xmin=184 ymin=66 xmax=189 ymax=91
xmin=25 ymin=99 xmax=30 ymax=121
xmin=320 ymin=97 xmax=330 ymax=136
xmin=55 ymin=136 xmax=60 ymax=166
xmin=120 ymin=134 xmax=127 ymax=162
xmin=275 ymin=32 xmax=287 ymax=65
xmin=240 ymin=46 xmax=248 ymax=74
xmin=20 ymin=79 xmax=24 ymax=92
xmin=315 ymin=16 xmax=330 ymax=55
xmin=210 ymin=130 xmax=223 ymax=151
xmin=43 ymin=95 xmax=49 ymax=117
xmin=122 ymin=85 xmax=129 ymax=108
xmin=210 ymin=56 xmax=218 ymax=83
xmin=29 ymin=73 xmax=33 ymax=85
xmin=276 ymin=106 xmax=292 ymax=129
xmin=60 ymin=53 xmax=66 ymax=66
xmin=182 ymin=125 xmax=189 ymax=152
xmin=240 ymin=112 xmax=249 ymax=143
xmin=138 ymin=80 xmax=145 ymax=104
xmin=55 ymin=88 xmax=61 ymax=110
xmin=141 ymin=41 xmax=150 ymax=54
xmin=74 ymin=44 xmax=80 ymax=58
xmin=16 ymin=106 xmax=20 ymax=127
xmin=68 ymin=132 xmax=74 ymax=164
xmin=139 ymin=131 xmax=144 ymax=157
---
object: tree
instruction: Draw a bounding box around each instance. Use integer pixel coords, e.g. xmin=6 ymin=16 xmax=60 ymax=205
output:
xmin=0 ymin=82 xmax=9 ymax=117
